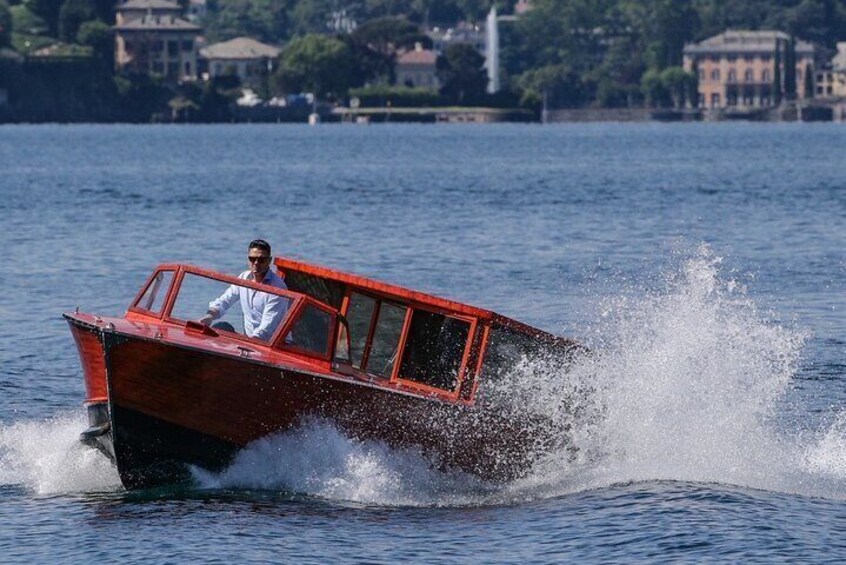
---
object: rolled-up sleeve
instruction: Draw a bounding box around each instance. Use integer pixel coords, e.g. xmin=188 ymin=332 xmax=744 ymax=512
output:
xmin=209 ymin=284 xmax=239 ymax=316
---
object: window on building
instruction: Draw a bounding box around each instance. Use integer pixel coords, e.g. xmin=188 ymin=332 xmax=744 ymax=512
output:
xmin=152 ymin=62 xmax=164 ymax=73
xmin=182 ymin=39 xmax=193 ymax=51
xmin=168 ymin=62 xmax=179 ymax=76
xmin=168 ymin=40 xmax=178 ymax=55
xmin=762 ymin=69 xmax=771 ymax=82
xmin=728 ymin=55 xmax=736 ymax=62
xmin=728 ymin=69 xmax=736 ymax=82
xmin=711 ymin=69 xmax=720 ymax=81
xmin=184 ymin=61 xmax=191 ymax=76
xmin=762 ymin=55 xmax=771 ymax=63
xmin=745 ymin=69 xmax=754 ymax=82
xmin=828 ymin=86 xmax=833 ymax=94
xmin=711 ymin=93 xmax=720 ymax=107
xmin=698 ymin=93 xmax=705 ymax=107
xmin=698 ymin=69 xmax=705 ymax=81
xmin=152 ymin=41 xmax=163 ymax=52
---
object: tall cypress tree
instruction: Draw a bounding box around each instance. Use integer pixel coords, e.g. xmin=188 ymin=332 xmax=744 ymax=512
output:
xmin=784 ymin=36 xmax=797 ymax=101
xmin=773 ymin=39 xmax=782 ymax=106
xmin=804 ymin=63 xmax=815 ymax=99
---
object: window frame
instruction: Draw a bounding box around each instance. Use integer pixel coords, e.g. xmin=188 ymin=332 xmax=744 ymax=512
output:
xmin=274 ymin=296 xmax=338 ymax=361
xmin=156 ymin=265 xmax=305 ymax=348
xmin=128 ymin=267 xmax=177 ymax=319
xmin=339 ymin=288 xmax=478 ymax=399
xmin=393 ymin=305 xmax=477 ymax=397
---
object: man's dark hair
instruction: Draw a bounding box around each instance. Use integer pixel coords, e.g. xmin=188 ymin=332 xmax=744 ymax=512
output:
xmin=249 ymin=239 xmax=271 ymax=254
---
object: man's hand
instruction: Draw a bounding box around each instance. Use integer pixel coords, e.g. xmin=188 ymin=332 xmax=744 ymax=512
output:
xmin=199 ymin=310 xmax=217 ymax=326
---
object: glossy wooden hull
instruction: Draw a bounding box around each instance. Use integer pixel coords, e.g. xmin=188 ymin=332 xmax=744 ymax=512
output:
xmin=69 ymin=318 xmax=545 ymax=489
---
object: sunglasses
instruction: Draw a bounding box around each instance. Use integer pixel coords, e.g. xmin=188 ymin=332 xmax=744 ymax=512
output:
xmin=248 ymin=256 xmax=270 ymax=264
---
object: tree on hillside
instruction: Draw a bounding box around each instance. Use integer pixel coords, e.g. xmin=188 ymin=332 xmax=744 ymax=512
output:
xmin=660 ymin=65 xmax=696 ymax=108
xmin=0 ymin=0 xmax=12 ymax=47
xmin=588 ymin=34 xmax=646 ymax=107
xmin=350 ymin=16 xmax=426 ymax=57
xmin=361 ymin=0 xmax=415 ymax=20
xmin=803 ymin=62 xmax=814 ymax=98
xmin=640 ymin=67 xmax=667 ymax=107
xmin=517 ymin=0 xmax=612 ymax=72
xmin=205 ymin=0 xmax=289 ymax=43
xmin=417 ymin=0 xmax=463 ymax=25
xmin=620 ymin=0 xmax=698 ymax=69
xmin=695 ymin=0 xmax=772 ymax=40
xmin=77 ymin=19 xmax=111 ymax=64
xmin=768 ymin=0 xmax=846 ymax=48
xmin=454 ymin=0 xmax=487 ymax=22
xmin=784 ymin=34 xmax=796 ymax=101
xmin=58 ymin=0 xmax=95 ymax=42
xmin=27 ymin=0 xmax=62 ymax=36
xmin=346 ymin=16 xmax=428 ymax=84
xmin=437 ymin=43 xmax=487 ymax=105
xmin=274 ymin=34 xmax=352 ymax=99
xmin=517 ymin=63 xmax=586 ymax=109
xmin=288 ymin=0 xmax=335 ymax=35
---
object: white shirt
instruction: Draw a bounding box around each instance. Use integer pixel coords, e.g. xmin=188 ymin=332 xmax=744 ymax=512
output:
xmin=208 ymin=269 xmax=288 ymax=340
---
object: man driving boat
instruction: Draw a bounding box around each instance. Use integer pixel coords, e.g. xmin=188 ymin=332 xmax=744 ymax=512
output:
xmin=199 ymin=239 xmax=288 ymax=340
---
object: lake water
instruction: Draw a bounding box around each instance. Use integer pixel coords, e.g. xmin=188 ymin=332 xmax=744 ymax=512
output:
xmin=1 ymin=123 xmax=844 ymax=561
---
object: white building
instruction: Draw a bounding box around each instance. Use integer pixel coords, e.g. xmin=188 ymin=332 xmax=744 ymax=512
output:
xmin=200 ymin=37 xmax=281 ymax=87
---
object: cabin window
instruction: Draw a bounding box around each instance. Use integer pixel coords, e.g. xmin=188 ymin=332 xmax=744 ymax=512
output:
xmin=346 ymin=292 xmax=376 ymax=369
xmin=399 ymin=310 xmax=470 ymax=392
xmin=367 ymin=302 xmax=407 ymax=378
xmin=170 ymin=273 xmax=292 ymax=341
xmin=284 ymin=304 xmax=331 ymax=357
xmin=135 ymin=270 xmax=174 ymax=315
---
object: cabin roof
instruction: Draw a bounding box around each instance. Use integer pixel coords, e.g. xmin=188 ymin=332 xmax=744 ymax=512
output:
xmin=272 ymin=256 xmax=566 ymax=344
xmin=274 ymin=256 xmax=496 ymax=320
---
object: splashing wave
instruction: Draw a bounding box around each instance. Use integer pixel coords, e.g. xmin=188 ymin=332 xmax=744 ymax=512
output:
xmin=4 ymin=246 xmax=845 ymax=504
xmin=0 ymin=411 xmax=120 ymax=495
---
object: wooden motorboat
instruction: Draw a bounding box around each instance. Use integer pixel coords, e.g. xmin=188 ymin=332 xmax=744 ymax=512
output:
xmin=66 ymin=257 xmax=580 ymax=489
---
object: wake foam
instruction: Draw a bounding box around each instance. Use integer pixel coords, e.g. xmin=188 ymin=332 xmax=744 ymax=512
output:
xmin=6 ymin=245 xmax=845 ymax=504
xmin=195 ymin=245 xmax=839 ymax=504
xmin=192 ymin=419 xmax=493 ymax=506
xmin=0 ymin=411 xmax=120 ymax=495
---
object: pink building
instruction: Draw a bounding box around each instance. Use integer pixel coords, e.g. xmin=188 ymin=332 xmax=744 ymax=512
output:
xmin=683 ymin=30 xmax=815 ymax=108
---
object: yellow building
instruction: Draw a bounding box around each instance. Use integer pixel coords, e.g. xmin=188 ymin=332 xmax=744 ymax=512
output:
xmin=683 ymin=30 xmax=815 ymax=108
xmin=831 ymin=42 xmax=846 ymax=97
xmin=200 ymin=37 xmax=280 ymax=88
xmin=113 ymin=0 xmax=202 ymax=81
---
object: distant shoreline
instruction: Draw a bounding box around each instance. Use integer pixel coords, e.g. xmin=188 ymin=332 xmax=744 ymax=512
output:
xmin=2 ymin=102 xmax=844 ymax=125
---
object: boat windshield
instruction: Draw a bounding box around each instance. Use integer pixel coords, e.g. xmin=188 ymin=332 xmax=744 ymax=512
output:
xmin=170 ymin=272 xmax=294 ymax=342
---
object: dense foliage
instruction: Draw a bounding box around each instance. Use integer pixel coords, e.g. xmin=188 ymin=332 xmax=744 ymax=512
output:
xmin=3 ymin=0 xmax=846 ymax=121
xmin=0 ymin=0 xmax=13 ymax=47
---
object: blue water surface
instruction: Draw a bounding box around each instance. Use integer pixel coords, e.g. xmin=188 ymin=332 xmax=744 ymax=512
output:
xmin=0 ymin=123 xmax=844 ymax=562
